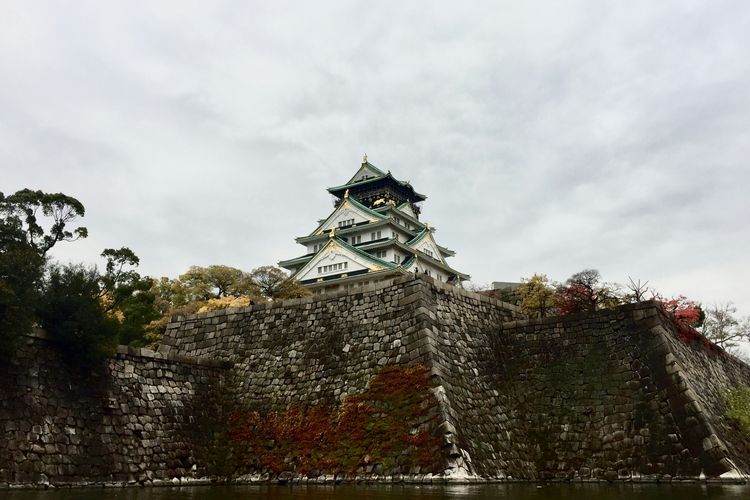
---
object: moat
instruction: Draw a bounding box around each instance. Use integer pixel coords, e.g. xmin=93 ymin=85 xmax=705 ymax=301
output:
xmin=1 ymin=484 xmax=750 ymax=500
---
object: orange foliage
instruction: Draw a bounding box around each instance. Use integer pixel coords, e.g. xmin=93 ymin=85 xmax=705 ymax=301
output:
xmin=228 ymin=363 xmax=443 ymax=475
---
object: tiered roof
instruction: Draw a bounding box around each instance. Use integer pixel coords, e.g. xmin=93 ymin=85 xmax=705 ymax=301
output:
xmin=279 ymin=158 xmax=469 ymax=286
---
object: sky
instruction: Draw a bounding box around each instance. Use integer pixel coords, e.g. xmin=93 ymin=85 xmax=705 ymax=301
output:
xmin=1 ymin=1 xmax=749 ymax=321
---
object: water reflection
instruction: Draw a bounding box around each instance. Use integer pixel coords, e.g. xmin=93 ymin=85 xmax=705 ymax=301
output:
xmin=0 ymin=484 xmax=748 ymax=500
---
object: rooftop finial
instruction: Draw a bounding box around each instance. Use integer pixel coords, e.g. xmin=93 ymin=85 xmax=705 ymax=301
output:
xmin=344 ymin=189 xmax=349 ymax=199
xmin=362 ymin=153 xmax=368 ymax=164
xmin=329 ymin=227 xmax=336 ymax=238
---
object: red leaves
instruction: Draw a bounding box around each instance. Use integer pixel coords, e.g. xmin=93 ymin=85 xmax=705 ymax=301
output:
xmin=227 ymin=363 xmax=442 ymax=475
xmin=556 ymin=282 xmax=599 ymax=315
xmin=655 ymin=296 xmax=718 ymax=352
xmin=656 ymin=295 xmax=703 ymax=328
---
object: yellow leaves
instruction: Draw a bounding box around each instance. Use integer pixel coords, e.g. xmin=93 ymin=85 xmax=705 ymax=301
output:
xmin=98 ymin=292 xmax=125 ymax=322
xmin=197 ymin=295 xmax=255 ymax=313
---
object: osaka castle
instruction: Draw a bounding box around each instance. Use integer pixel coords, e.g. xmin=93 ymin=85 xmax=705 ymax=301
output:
xmin=279 ymin=157 xmax=470 ymax=294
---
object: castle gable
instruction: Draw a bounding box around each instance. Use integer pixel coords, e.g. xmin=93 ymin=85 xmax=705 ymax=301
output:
xmin=311 ymin=198 xmax=384 ymax=236
xmin=346 ymin=161 xmax=386 ymax=185
xmin=292 ymin=237 xmax=394 ymax=283
xmin=408 ymin=229 xmax=447 ymax=265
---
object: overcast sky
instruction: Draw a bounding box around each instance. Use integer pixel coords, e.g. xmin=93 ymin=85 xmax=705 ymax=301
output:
xmin=2 ymin=1 xmax=749 ymax=319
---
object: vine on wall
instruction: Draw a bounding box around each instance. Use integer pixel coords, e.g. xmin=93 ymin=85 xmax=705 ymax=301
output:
xmin=228 ymin=363 xmax=443 ymax=475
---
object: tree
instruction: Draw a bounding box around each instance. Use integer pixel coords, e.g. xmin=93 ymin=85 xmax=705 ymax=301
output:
xmin=98 ymin=248 xmax=159 ymax=346
xmin=36 ymin=247 xmax=159 ymax=366
xmin=701 ymin=303 xmax=750 ymax=351
xmin=150 ymin=276 xmax=194 ymax=313
xmin=624 ymin=277 xmax=651 ymax=303
xmin=556 ymin=269 xmax=620 ymax=315
xmin=0 ymin=189 xmax=87 ymax=256
xmin=0 ymin=215 xmax=44 ymax=352
xmin=178 ymin=265 xmax=259 ymax=302
xmin=656 ymin=295 xmax=704 ymax=328
xmin=0 ymin=189 xmax=87 ymax=352
xmin=37 ymin=263 xmax=121 ymax=367
xmin=517 ymin=274 xmax=557 ymax=318
xmin=248 ymin=266 xmax=310 ymax=300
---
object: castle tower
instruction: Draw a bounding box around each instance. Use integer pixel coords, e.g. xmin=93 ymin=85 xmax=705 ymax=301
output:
xmin=279 ymin=157 xmax=470 ymax=294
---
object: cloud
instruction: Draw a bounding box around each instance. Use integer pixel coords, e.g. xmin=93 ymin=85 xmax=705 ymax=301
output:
xmin=1 ymin=0 xmax=749 ymax=318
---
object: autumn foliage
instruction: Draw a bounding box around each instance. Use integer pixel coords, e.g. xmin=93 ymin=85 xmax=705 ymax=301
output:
xmin=656 ymin=295 xmax=704 ymax=328
xmin=654 ymin=295 xmax=718 ymax=350
xmin=227 ymin=364 xmax=443 ymax=475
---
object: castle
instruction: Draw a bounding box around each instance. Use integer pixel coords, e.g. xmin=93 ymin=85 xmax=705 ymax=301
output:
xmin=279 ymin=156 xmax=469 ymax=293
xmin=2 ymin=161 xmax=750 ymax=487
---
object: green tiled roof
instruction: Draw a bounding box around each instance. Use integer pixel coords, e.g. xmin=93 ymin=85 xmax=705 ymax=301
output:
xmin=361 ymin=161 xmax=386 ymax=177
xmin=327 ymin=172 xmax=427 ymax=201
xmin=307 ymin=197 xmax=387 ymax=237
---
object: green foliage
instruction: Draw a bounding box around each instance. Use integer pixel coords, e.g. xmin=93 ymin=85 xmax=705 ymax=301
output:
xmin=517 ymin=274 xmax=557 ymax=318
xmin=248 ymin=265 xmax=310 ymax=300
xmin=1 ymin=189 xmax=87 ymax=256
xmin=724 ymin=385 xmax=750 ymax=435
xmin=179 ymin=265 xmax=259 ymax=302
xmin=0 ymin=215 xmax=44 ymax=352
xmin=98 ymin=247 xmax=159 ymax=346
xmin=36 ymin=249 xmax=159 ymax=367
xmin=37 ymin=263 xmax=121 ymax=367
xmin=0 ymin=188 xmax=88 ymax=352
xmin=145 ymin=265 xmax=309 ymax=348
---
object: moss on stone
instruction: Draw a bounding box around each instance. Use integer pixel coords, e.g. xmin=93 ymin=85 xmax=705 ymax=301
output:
xmin=725 ymin=385 xmax=750 ymax=435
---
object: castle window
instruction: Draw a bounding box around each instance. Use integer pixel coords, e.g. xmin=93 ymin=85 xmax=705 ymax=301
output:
xmin=338 ymin=218 xmax=355 ymax=228
xmin=370 ymin=230 xmax=382 ymax=241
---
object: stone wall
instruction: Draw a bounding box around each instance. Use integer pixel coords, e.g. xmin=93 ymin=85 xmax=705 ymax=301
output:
xmin=424 ymin=291 xmax=750 ymax=480
xmin=161 ymin=275 xmax=750 ymax=481
xmin=160 ymin=275 xmax=519 ymax=412
xmin=3 ymin=275 xmax=749 ymax=486
xmin=0 ymin=331 xmax=230 ymax=487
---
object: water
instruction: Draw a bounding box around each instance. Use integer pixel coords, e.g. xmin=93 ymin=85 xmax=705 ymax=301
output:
xmin=1 ymin=484 xmax=749 ymax=500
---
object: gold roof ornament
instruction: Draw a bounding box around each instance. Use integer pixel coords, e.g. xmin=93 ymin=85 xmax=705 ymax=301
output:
xmin=362 ymin=153 xmax=368 ymax=164
xmin=425 ymin=222 xmax=432 ymax=231
xmin=344 ymin=189 xmax=349 ymax=199
xmin=329 ymin=227 xmax=336 ymax=239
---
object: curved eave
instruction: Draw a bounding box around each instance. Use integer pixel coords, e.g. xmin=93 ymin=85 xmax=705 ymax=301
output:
xmin=306 ymin=197 xmax=387 ymax=237
xmin=402 ymin=254 xmax=470 ymax=281
xmin=278 ymin=254 xmax=314 ymax=269
xmin=359 ymin=238 xmax=469 ymax=280
xmin=345 ymin=161 xmax=387 ymax=184
xmin=333 ymin=236 xmax=399 ymax=270
xmin=327 ymin=173 xmax=427 ymax=201
xmin=296 ymin=218 xmax=418 ymax=244
xmin=285 ymin=236 xmax=398 ymax=275
xmin=405 ymin=228 xmax=430 ymax=246
xmin=373 ymin=205 xmax=425 ymax=230
xmin=302 ymin=268 xmax=407 ymax=288
xmin=437 ymin=245 xmax=455 ymax=257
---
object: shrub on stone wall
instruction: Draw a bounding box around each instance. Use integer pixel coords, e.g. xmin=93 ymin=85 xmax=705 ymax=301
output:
xmin=228 ymin=363 xmax=443 ymax=476
xmin=725 ymin=385 xmax=750 ymax=435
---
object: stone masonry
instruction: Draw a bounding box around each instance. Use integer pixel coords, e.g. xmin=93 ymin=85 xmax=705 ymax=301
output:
xmin=0 ymin=331 xmax=230 ymax=487
xmin=1 ymin=274 xmax=749 ymax=486
xmin=162 ymin=274 xmax=750 ymax=481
